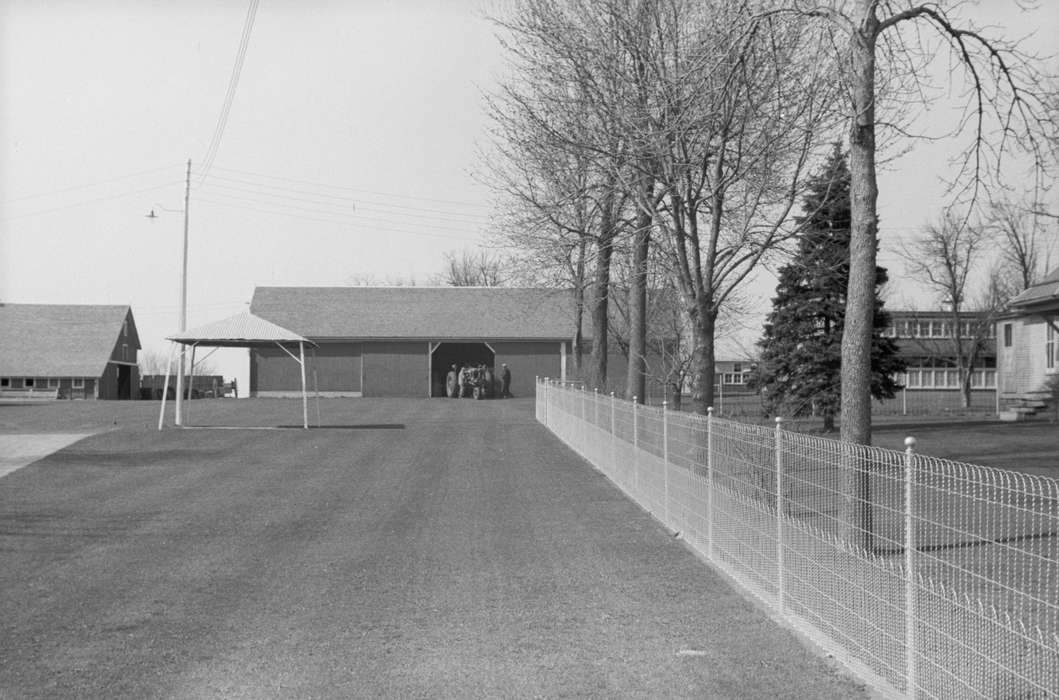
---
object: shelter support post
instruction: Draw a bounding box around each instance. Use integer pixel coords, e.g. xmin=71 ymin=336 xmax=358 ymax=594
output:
xmin=300 ymin=341 xmax=308 ymax=429
xmin=157 ymin=342 xmax=177 ymax=430
xmin=187 ymin=343 xmax=197 ymax=426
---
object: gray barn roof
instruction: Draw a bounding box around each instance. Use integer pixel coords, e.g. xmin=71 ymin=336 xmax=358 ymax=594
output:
xmin=250 ymin=286 xmax=579 ymax=341
xmin=0 ymin=303 xmax=137 ymax=377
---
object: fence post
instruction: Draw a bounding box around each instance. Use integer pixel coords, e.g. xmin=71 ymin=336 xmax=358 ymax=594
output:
xmin=543 ymin=377 xmax=549 ymax=427
xmin=904 ymin=436 xmax=918 ymax=699
xmin=663 ymin=401 xmax=670 ymax=526
xmin=707 ymin=406 xmax=714 ymax=561
xmin=580 ymin=384 xmax=587 ymax=450
xmin=594 ymin=387 xmax=599 ymax=431
xmin=610 ymin=392 xmax=616 ymax=473
xmin=633 ymin=397 xmax=639 ymax=495
xmin=775 ymin=416 xmax=785 ymax=615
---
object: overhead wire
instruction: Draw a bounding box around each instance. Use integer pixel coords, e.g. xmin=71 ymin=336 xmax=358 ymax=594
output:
xmin=197 ymin=0 xmax=259 ymax=187
xmin=203 ymin=164 xmax=492 ymax=209
xmin=194 ymin=196 xmax=484 ymax=241
xmin=0 ymin=164 xmax=179 ymax=204
xmin=1 ymin=180 xmax=184 ymax=221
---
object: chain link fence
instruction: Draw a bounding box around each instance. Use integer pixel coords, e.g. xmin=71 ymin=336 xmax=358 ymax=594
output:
xmin=536 ymin=378 xmax=1058 ymax=698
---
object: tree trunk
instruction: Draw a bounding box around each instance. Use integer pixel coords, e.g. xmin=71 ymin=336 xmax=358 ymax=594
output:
xmin=625 ymin=194 xmax=653 ymax=403
xmin=690 ymin=304 xmax=716 ymax=414
xmin=572 ymin=235 xmax=587 ymax=379
xmin=588 ymin=230 xmax=615 ymax=392
xmin=840 ymin=7 xmax=879 ymax=551
xmin=841 ymin=14 xmax=878 ymax=448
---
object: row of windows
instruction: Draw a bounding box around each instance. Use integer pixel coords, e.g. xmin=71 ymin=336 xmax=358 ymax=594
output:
xmin=883 ymin=319 xmax=995 ymax=339
xmin=899 ymin=369 xmax=996 ymax=389
xmin=1 ymin=377 xmax=85 ymax=388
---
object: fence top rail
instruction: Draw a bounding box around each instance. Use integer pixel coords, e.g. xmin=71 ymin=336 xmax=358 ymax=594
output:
xmin=540 ymin=377 xmax=1059 ymax=493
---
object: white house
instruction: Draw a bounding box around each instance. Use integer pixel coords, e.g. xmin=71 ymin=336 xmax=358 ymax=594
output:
xmin=997 ymin=267 xmax=1059 ymax=403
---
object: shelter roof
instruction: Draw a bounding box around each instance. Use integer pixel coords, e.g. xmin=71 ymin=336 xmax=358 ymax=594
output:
xmin=250 ymin=286 xmax=580 ymax=340
xmin=1008 ymin=267 xmax=1059 ymax=312
xmin=168 ymin=311 xmax=313 ymax=347
xmin=0 ymin=303 xmax=137 ymax=377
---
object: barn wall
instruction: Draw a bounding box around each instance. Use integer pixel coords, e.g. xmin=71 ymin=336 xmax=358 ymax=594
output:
xmin=308 ymin=342 xmax=362 ymax=395
xmin=492 ymin=341 xmax=563 ymax=399
xmin=363 ymin=342 xmax=428 ymax=397
xmin=251 ymin=345 xmax=304 ymax=395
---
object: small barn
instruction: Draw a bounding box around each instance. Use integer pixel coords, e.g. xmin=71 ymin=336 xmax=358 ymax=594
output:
xmin=0 ymin=303 xmax=141 ymax=399
xmin=249 ymin=287 xmax=581 ymax=398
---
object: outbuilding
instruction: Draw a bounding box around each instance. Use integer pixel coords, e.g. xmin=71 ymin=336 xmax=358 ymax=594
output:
xmin=0 ymin=303 xmax=140 ymax=399
xmin=249 ymin=287 xmax=580 ymax=398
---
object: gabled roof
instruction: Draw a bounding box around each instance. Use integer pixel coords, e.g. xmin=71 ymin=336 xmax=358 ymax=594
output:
xmin=0 ymin=303 xmax=138 ymax=377
xmin=250 ymin=286 xmax=579 ymax=340
xmin=168 ymin=311 xmax=313 ymax=347
xmin=1008 ymin=267 xmax=1059 ymax=311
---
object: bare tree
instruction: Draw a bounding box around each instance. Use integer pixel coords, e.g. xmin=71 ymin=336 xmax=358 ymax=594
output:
xmin=434 ymin=249 xmax=509 ymax=287
xmin=774 ymin=0 xmax=1057 ymax=447
xmin=987 ymin=196 xmax=1053 ymax=298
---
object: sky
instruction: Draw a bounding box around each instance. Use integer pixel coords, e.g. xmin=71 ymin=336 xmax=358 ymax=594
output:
xmin=1 ymin=0 xmax=1057 ymax=391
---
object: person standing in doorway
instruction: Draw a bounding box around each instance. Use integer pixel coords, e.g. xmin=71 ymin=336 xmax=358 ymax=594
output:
xmin=499 ymin=363 xmax=512 ymax=398
xmin=446 ymin=364 xmax=458 ymax=398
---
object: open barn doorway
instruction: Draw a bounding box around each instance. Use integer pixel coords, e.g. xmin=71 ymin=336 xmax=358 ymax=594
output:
xmin=430 ymin=342 xmax=495 ymax=397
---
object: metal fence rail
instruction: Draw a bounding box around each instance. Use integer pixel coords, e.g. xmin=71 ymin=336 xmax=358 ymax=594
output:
xmin=536 ymin=378 xmax=1059 ymax=699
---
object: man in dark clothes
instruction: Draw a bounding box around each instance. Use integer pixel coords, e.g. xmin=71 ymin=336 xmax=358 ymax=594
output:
xmin=446 ymin=364 xmax=458 ymax=398
xmin=499 ymin=363 xmax=512 ymax=398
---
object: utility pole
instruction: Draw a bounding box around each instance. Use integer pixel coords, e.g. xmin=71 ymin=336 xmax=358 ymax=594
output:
xmin=175 ymin=159 xmax=191 ymax=426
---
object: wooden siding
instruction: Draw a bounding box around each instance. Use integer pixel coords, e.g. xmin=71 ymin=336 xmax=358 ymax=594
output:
xmin=309 ymin=342 xmax=362 ymax=393
xmin=492 ymin=341 xmax=563 ymax=399
xmin=251 ymin=345 xmax=307 ymax=393
xmin=363 ymin=342 xmax=428 ymax=397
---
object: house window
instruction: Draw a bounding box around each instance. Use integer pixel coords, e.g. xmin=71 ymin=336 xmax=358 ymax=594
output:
xmin=122 ymin=319 xmax=128 ymax=337
xmin=25 ymin=378 xmax=35 ymax=388
xmin=47 ymin=378 xmax=58 ymax=388
xmin=732 ymin=363 xmax=742 ymax=373
xmin=0 ymin=378 xmax=8 ymax=387
xmin=1003 ymin=323 xmax=1012 ymax=348
xmin=1049 ymin=325 xmax=1057 ymax=370
xmin=122 ymin=344 xmax=128 ymax=361
xmin=73 ymin=378 xmax=84 ymax=388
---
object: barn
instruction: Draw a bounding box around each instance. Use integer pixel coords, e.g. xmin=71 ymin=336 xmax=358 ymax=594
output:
xmin=248 ymin=287 xmax=581 ymax=398
xmin=0 ymin=303 xmax=140 ymax=399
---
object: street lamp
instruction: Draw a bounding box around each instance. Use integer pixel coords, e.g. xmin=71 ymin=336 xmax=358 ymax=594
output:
xmin=147 ymin=159 xmax=192 ymax=425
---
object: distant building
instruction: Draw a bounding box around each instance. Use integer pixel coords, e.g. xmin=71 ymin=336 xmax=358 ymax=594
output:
xmin=0 ymin=303 xmax=140 ymax=399
xmin=883 ymin=309 xmax=997 ymax=392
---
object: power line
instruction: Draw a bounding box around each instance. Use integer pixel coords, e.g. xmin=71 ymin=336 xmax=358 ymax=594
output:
xmin=197 ymin=0 xmax=259 ymax=186
xmin=195 ymin=196 xmax=484 ymax=241
xmin=199 ymin=179 xmax=491 ymax=225
xmin=202 ymin=164 xmax=492 ymax=209
xmin=1 ymin=181 xmax=183 ymax=221
xmin=0 ymin=164 xmax=180 ymax=204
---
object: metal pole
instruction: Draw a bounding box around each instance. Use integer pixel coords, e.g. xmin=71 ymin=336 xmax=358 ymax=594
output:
xmin=157 ymin=342 xmax=176 ymax=430
xmin=300 ymin=342 xmax=308 ymax=429
xmin=707 ymin=406 xmax=714 ymax=560
xmin=174 ymin=159 xmax=191 ymax=427
xmin=904 ymin=436 xmax=918 ymax=699
xmin=775 ymin=416 xmax=785 ymax=615
xmin=610 ymin=392 xmax=616 ymax=473
xmin=663 ymin=401 xmax=670 ymax=526
xmin=633 ymin=397 xmax=639 ymax=496
xmin=187 ymin=343 xmax=197 ymax=426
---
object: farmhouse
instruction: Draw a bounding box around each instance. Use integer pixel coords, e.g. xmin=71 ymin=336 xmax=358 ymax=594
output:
xmin=0 ymin=303 xmax=140 ymax=399
xmin=997 ymin=266 xmax=1059 ymax=401
xmin=249 ymin=287 xmax=584 ymax=398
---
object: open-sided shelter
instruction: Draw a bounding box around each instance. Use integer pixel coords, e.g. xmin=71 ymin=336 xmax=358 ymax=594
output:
xmin=159 ymin=311 xmax=315 ymax=429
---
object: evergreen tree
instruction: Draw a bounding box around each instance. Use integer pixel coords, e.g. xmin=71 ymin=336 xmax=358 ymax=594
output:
xmin=749 ymin=144 xmax=904 ymax=432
